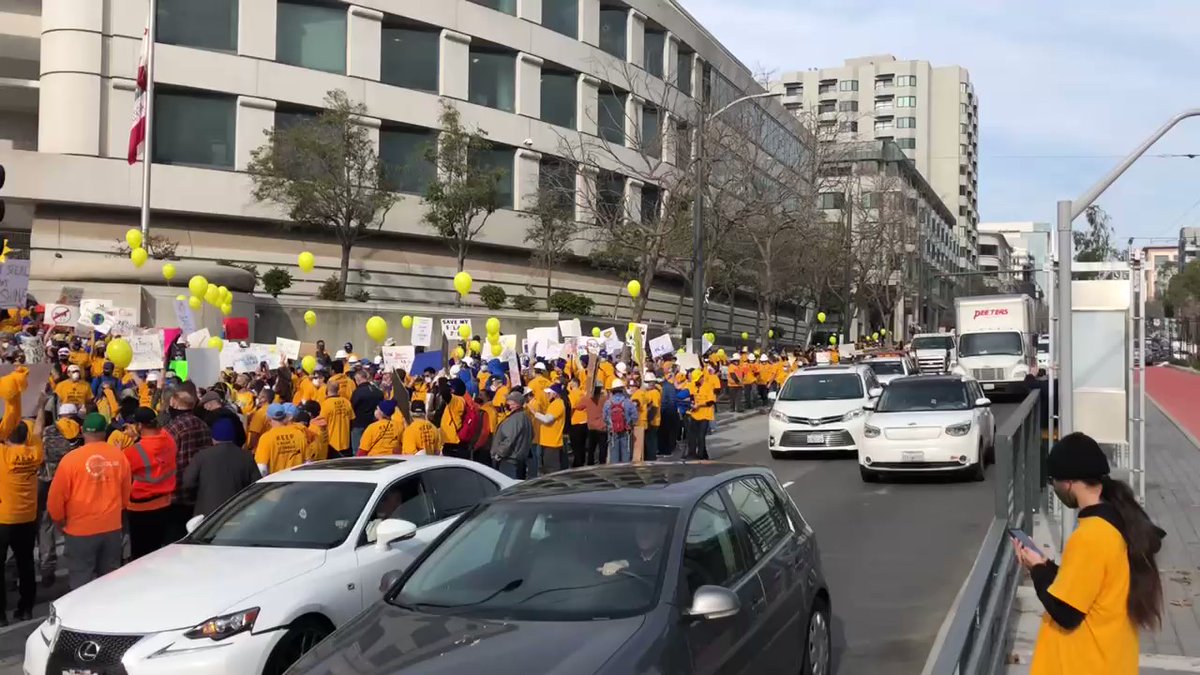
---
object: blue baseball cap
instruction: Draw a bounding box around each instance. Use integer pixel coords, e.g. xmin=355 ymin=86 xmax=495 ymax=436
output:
xmin=282 ymin=403 xmax=299 ymax=419
xmin=267 ymin=403 xmax=286 ymax=421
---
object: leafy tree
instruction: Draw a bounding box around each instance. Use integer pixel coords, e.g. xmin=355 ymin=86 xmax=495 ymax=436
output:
xmin=1074 ymin=205 xmax=1120 ymax=263
xmin=548 ymin=291 xmax=595 ymax=316
xmin=261 ymin=267 xmax=294 ymax=297
xmin=511 ymin=294 xmax=537 ymax=312
xmin=247 ymin=89 xmax=397 ymax=300
xmin=1166 ymin=260 xmax=1200 ymax=318
xmin=479 ymin=284 xmax=508 ymax=310
xmin=422 ymin=100 xmax=504 ymax=279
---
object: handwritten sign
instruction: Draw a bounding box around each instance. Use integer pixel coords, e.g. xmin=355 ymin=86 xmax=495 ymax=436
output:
xmin=0 ymin=260 xmax=30 ymax=308
xmin=186 ymin=328 xmax=210 ymax=349
xmin=558 ymin=319 xmax=581 ymax=338
xmin=110 ymin=307 xmax=139 ymax=336
xmin=57 ymin=286 xmax=85 ymax=307
xmin=43 ymin=303 xmax=78 ymax=328
xmin=649 ymin=334 xmax=674 ymax=358
xmin=249 ymin=343 xmax=281 ymax=369
xmin=276 ymin=337 xmax=301 ymax=361
xmin=440 ymin=318 xmax=474 ymax=341
xmin=174 ymin=298 xmax=196 ymax=334
xmin=382 ymin=345 xmax=415 ymax=372
xmin=127 ymin=331 xmax=164 ymax=371
xmin=411 ymin=317 xmax=434 ymax=348
xmin=677 ymin=352 xmax=701 ymax=372
xmin=187 ymin=348 xmax=221 ymax=388
xmin=526 ymin=327 xmax=559 ymax=359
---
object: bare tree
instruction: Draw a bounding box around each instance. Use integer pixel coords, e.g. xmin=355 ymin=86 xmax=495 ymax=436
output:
xmin=525 ymin=163 xmax=580 ymax=307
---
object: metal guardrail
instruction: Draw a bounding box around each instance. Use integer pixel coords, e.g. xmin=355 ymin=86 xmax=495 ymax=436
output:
xmin=922 ymin=390 xmax=1043 ymax=675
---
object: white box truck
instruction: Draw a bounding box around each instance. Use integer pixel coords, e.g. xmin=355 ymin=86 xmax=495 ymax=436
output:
xmin=951 ymin=294 xmax=1037 ymax=397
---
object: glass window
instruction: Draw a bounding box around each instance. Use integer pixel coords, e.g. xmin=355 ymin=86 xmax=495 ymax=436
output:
xmin=861 ymin=192 xmax=877 ymax=208
xmin=817 ymin=192 xmax=845 ymax=210
xmin=877 ymin=380 xmax=970 ymax=412
xmin=839 ymin=80 xmax=858 ymax=92
xmin=540 ymin=69 xmax=577 ymax=129
xmin=896 ymin=138 xmax=916 ymax=149
xmin=724 ymin=478 xmax=790 ymax=562
xmin=839 ymin=121 xmax=858 ymax=133
xmin=959 ymin=331 xmax=1024 ymax=357
xmin=896 ymin=75 xmax=917 ymax=87
xmin=185 ymin=480 xmax=375 ymax=549
xmin=469 ymin=49 xmax=516 ymax=112
xmin=423 ymin=467 xmax=500 ymax=519
xmin=468 ymin=0 xmax=516 ymax=14
xmin=596 ymin=171 xmax=625 ymax=224
xmin=897 ymin=96 xmax=916 ymax=108
xmin=644 ymin=31 xmax=665 ymax=78
xmin=382 ymin=26 xmax=439 ymax=93
xmin=153 ymin=90 xmax=235 ymax=169
xmin=817 ymin=102 xmax=835 ymax=114
xmin=640 ymin=106 xmax=660 ymax=157
xmin=874 ymin=99 xmax=893 ymax=112
xmin=472 ymin=146 xmax=514 ymax=209
xmin=598 ymin=8 xmax=627 ymax=59
xmin=157 ymin=0 xmax=237 ymax=51
xmin=897 ymin=116 xmax=917 ymax=129
xmin=676 ymin=51 xmax=693 ymax=95
xmin=837 ymin=100 xmax=858 ymax=112
xmin=380 ymin=126 xmax=436 ymax=194
xmin=368 ymin=476 xmax=435 ymax=535
xmin=684 ymin=491 xmax=746 ymax=595
xmin=873 ymin=119 xmax=893 ymax=132
xmin=640 ymin=184 xmax=661 ymax=223
xmin=778 ymin=373 xmax=864 ymax=401
xmin=276 ymin=1 xmax=346 ymax=74
xmin=541 ymin=0 xmax=578 ymax=37
xmin=866 ymin=360 xmax=906 ymax=376
xmin=785 ymin=84 xmax=802 ymax=96
xmin=539 ymin=158 xmax=576 ymax=210
xmin=598 ymin=90 xmax=626 ymax=145
xmin=275 ymin=108 xmax=318 ymax=132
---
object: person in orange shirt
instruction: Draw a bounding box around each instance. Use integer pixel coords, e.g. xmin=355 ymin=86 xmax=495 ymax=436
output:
xmin=125 ymin=407 xmax=177 ymax=560
xmin=726 ymin=353 xmax=744 ymax=412
xmin=438 ymin=381 xmax=467 ymax=457
xmin=685 ymin=369 xmax=716 ymax=460
xmin=47 ymin=413 xmax=130 ymax=589
xmin=55 ymin=365 xmax=93 ymax=409
xmin=639 ymin=373 xmax=663 ymax=461
xmin=255 ymin=404 xmax=311 ymax=474
xmin=319 ymin=382 xmax=353 ymax=457
xmin=401 ymin=401 xmax=442 ymax=455
xmin=245 ymin=387 xmax=274 ymax=451
xmin=566 ymin=379 xmax=588 ymax=466
xmin=530 ymin=383 xmax=566 ymax=474
xmin=0 ymin=395 xmax=47 ymax=621
xmin=357 ymin=401 xmax=404 ymax=456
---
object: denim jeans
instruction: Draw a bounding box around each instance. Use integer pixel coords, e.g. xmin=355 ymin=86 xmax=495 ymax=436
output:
xmin=496 ymin=459 xmax=521 ymax=479
xmin=608 ymin=433 xmax=632 ymax=463
xmin=526 ymin=444 xmax=544 ymax=479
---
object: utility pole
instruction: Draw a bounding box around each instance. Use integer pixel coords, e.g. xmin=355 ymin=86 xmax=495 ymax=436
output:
xmin=841 ymin=178 xmax=854 ymax=343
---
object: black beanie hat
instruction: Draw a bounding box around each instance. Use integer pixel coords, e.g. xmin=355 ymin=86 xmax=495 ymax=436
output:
xmin=1047 ymin=432 xmax=1110 ymax=481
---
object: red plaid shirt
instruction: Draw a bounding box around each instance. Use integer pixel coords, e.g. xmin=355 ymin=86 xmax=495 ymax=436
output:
xmin=166 ymin=412 xmax=213 ymax=502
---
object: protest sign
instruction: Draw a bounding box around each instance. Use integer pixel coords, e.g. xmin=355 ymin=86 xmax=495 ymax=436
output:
xmin=677 ymin=352 xmax=701 ymax=372
xmin=186 ymin=328 xmax=210 ymax=349
xmin=110 ymin=307 xmax=139 ymax=336
xmin=43 ymin=304 xmax=78 ymax=328
xmin=526 ymin=327 xmax=558 ymax=359
xmin=127 ymin=331 xmax=164 ymax=371
xmin=382 ymin=345 xmax=415 ymax=372
xmin=0 ymin=260 xmax=30 ymax=308
xmin=249 ymin=343 xmax=281 ymax=369
xmin=78 ymin=299 xmax=115 ymax=334
xmin=508 ymin=350 xmax=522 ymax=387
xmin=174 ymin=298 xmax=196 ymax=334
xmin=649 ymin=334 xmax=674 ymax=359
xmin=440 ymin=318 xmax=473 ymax=341
xmin=631 ymin=326 xmax=645 ymax=366
xmin=411 ymin=317 xmax=434 ymax=348
xmin=162 ymin=328 xmax=181 ymax=356
xmin=299 ymin=342 xmax=318 ymax=357
xmin=815 ymin=351 xmax=831 ymax=365
xmin=499 ymin=334 xmax=518 ymax=352
xmin=540 ymin=342 xmax=562 ymax=360
xmin=187 ymin=348 xmax=221 ymax=388
xmin=701 ymin=335 xmax=713 ymax=354
xmin=558 ymin=319 xmax=581 ymax=338
xmin=574 ymin=336 xmax=602 ymax=354
xmin=56 ymin=286 xmax=85 ymax=307
xmin=168 ymin=359 xmax=188 ymax=381
xmin=276 ymin=337 xmax=301 ymax=361
xmin=600 ymin=327 xmax=617 ymax=342
xmin=411 ymin=350 xmax=442 ymax=375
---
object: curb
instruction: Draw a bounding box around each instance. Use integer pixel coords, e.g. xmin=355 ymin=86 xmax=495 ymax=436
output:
xmin=1146 ymin=393 xmax=1200 ymax=453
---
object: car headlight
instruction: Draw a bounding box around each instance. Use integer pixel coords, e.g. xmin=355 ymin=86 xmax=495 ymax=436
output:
xmin=945 ymin=422 xmax=972 ymax=437
xmin=842 ymin=408 xmax=863 ymax=422
xmin=864 ymin=424 xmax=881 ymax=438
xmin=769 ymin=409 xmax=789 ymax=423
xmin=184 ymin=608 xmax=260 ymax=641
xmin=39 ymin=604 xmax=59 ymax=645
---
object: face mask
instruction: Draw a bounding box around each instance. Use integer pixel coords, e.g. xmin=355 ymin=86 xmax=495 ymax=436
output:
xmin=311 ymin=378 xmax=321 ymax=386
xmin=69 ymin=372 xmax=80 ymax=381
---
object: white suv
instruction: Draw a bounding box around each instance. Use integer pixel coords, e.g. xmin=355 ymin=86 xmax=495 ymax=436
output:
xmin=768 ymin=365 xmax=882 ymax=459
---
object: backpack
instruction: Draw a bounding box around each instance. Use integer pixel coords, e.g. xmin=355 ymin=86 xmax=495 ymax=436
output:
xmin=458 ymin=397 xmax=485 ymax=448
xmin=609 ymin=398 xmax=630 ymax=434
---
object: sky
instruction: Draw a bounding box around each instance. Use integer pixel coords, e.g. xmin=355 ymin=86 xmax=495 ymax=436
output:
xmin=682 ymin=0 xmax=1200 ymax=250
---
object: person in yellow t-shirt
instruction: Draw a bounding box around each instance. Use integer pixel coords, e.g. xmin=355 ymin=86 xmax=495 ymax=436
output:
xmin=636 ymin=373 xmax=663 ymax=461
xmin=357 ymin=401 xmax=403 ymax=456
xmin=0 ymin=402 xmax=47 ymax=620
xmin=685 ymin=370 xmax=716 ymax=460
xmin=726 ymin=353 xmax=744 ymax=412
xmin=319 ymin=382 xmax=353 ymax=457
xmin=1016 ymin=433 xmax=1163 ymax=675
xmin=293 ymin=369 xmax=326 ymax=405
xmin=55 ymin=365 xmax=93 ymax=409
xmin=245 ymin=388 xmax=274 ymax=451
xmin=254 ymin=405 xmax=310 ymax=475
xmin=567 ymin=379 xmax=587 ymax=467
xmin=327 ymin=361 xmax=356 ymax=402
xmin=401 ymin=401 xmax=442 ymax=455
xmin=438 ymin=381 xmax=467 ymax=457
xmin=292 ymin=408 xmax=329 ymax=463
xmin=530 ymin=383 xmax=566 ymax=474
xmin=526 ymin=363 xmax=551 ymax=415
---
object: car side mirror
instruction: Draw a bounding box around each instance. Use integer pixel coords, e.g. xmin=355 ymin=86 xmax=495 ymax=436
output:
xmin=185 ymin=515 xmax=204 ymax=534
xmin=685 ymin=585 xmax=740 ymax=620
xmin=868 ymin=387 xmax=883 ymax=399
xmin=379 ymin=569 xmax=404 ymax=593
xmin=975 ymin=397 xmax=992 ymax=407
xmin=767 ymin=391 xmax=777 ymax=401
xmin=374 ymin=519 xmax=418 ymax=551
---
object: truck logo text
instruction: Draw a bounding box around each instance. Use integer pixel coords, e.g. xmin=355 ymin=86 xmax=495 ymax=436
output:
xmin=973 ymin=308 xmax=1010 ymax=319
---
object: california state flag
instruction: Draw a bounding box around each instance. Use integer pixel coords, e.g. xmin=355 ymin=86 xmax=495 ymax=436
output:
xmin=127 ymin=24 xmax=150 ymax=164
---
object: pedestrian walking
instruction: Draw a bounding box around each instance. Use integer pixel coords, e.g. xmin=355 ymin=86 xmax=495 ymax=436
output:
xmin=126 ymin=407 xmax=178 ymax=560
xmin=37 ymin=402 xmax=84 ymax=587
xmin=181 ymin=418 xmax=261 ymax=518
xmin=0 ymin=402 xmax=47 ymax=624
xmin=603 ymin=379 xmax=637 ymax=464
xmin=491 ymin=391 xmax=532 ymax=479
xmin=163 ymin=390 xmax=212 ymax=541
xmin=1014 ymin=432 xmax=1165 ymax=675
xmin=531 ymin=383 xmax=567 ymax=474
xmin=46 ymin=413 xmax=130 ymax=590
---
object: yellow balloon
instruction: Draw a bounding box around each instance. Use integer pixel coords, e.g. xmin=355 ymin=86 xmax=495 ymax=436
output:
xmin=162 ymin=263 xmax=176 ymax=281
xmin=816 ymin=311 xmax=827 ymax=324
xmin=125 ymin=229 xmax=143 ymax=250
xmin=754 ymin=348 xmax=762 ymax=356
xmin=130 ymin=247 xmax=148 ymax=268
xmin=488 ymin=333 xmax=500 ymax=345
xmin=188 ymin=275 xmax=208 ymax=298
xmin=218 ymin=285 xmax=229 ymax=298
xmin=107 ymin=338 xmax=133 ymax=369
xmin=880 ymin=328 xmax=888 ymax=336
xmin=453 ymin=271 xmax=473 ymax=298
xmin=301 ymin=355 xmax=317 ymax=374
xmin=592 ymin=327 xmax=602 ymax=338
xmin=717 ymin=348 xmax=726 ymax=358
xmin=175 ymin=294 xmax=186 ymax=302
xmin=741 ymin=332 xmax=749 ymax=340
xmin=453 ymin=346 xmax=465 ymax=359
xmin=401 ymin=315 xmax=413 ymax=330
xmin=188 ymin=296 xmax=202 ymax=310
xmin=220 ymin=303 xmax=233 ymax=316
xmin=366 ymin=315 xmax=388 ymax=343
xmin=829 ymin=335 xmax=838 ymax=345
xmin=486 ymin=317 xmax=500 ymax=335
xmin=626 ymin=280 xmax=641 ymax=298
xmin=303 ymin=310 xmax=317 ymax=327
xmin=872 ymin=332 xmax=880 ymax=341
xmin=768 ymin=329 xmax=775 ymax=338
xmin=469 ymin=340 xmax=481 ymax=354
xmin=205 ymin=285 xmax=220 ymax=305
xmin=207 ymin=336 xmax=224 ymax=350
xmin=490 ymin=342 xmax=503 ymax=357
xmin=297 ymin=251 xmax=315 ymax=273
xmin=458 ymin=324 xmax=472 ymax=340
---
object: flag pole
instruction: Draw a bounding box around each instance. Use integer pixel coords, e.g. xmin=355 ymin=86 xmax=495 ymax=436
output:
xmin=139 ymin=0 xmax=158 ymax=240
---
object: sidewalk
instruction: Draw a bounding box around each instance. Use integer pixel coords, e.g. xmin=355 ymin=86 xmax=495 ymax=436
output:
xmin=1006 ymin=365 xmax=1200 ymax=672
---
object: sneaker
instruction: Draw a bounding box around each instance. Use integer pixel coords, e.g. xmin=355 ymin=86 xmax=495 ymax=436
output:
xmin=12 ymin=609 xmax=31 ymax=622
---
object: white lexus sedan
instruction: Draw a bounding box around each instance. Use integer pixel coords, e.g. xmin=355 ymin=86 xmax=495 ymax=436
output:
xmin=26 ymin=456 xmax=515 ymax=675
xmin=767 ymin=364 xmax=882 ymax=459
xmin=858 ymin=375 xmax=995 ymax=482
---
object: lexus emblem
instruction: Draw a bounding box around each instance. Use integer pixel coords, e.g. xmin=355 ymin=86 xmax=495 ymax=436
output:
xmin=77 ymin=640 xmax=102 ymax=662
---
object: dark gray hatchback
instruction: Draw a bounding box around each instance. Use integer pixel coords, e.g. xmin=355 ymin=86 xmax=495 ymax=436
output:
xmin=286 ymin=463 xmax=832 ymax=675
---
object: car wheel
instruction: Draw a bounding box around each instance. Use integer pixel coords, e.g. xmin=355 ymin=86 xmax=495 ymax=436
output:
xmin=859 ymin=466 xmax=878 ymax=483
xmin=801 ymin=597 xmax=832 ymax=675
xmin=966 ymin=459 xmax=985 ymax=482
xmin=263 ymin=616 xmax=333 ymax=675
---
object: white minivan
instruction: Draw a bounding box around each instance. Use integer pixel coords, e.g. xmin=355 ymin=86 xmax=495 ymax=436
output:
xmin=767 ymin=365 xmax=882 ymax=459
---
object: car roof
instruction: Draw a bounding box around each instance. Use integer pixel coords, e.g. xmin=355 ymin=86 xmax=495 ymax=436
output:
xmin=795 ymin=364 xmax=865 ymax=375
xmin=490 ymin=462 xmax=772 ymax=508
xmin=259 ymin=455 xmax=487 ymax=484
xmin=888 ymin=374 xmax=969 ymax=385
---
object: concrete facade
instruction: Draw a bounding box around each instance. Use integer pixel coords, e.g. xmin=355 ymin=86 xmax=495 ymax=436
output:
xmin=978 ymin=231 xmax=1011 ymax=291
xmin=0 ymin=0 xmax=813 ymax=339
xmin=979 ymin=221 xmax=1052 ymax=299
xmin=1141 ymin=245 xmax=1177 ymax=300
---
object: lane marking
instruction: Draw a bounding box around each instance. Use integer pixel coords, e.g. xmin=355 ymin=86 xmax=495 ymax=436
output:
xmin=782 ymin=481 xmax=794 ymax=488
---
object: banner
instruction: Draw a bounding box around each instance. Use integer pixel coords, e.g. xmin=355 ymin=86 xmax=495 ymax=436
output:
xmin=677 ymin=352 xmax=701 ymax=372
xmin=649 ymin=334 xmax=674 ymax=359
xmin=186 ymin=328 xmax=210 ymax=349
xmin=0 ymin=260 xmax=30 ymax=308
xmin=174 ymin=297 xmax=196 ymax=334
xmin=631 ymin=325 xmax=645 ymax=366
xmin=558 ymin=319 xmax=581 ymax=338
xmin=381 ymin=345 xmax=415 ymax=372
xmin=56 ymin=286 xmax=85 ymax=307
xmin=276 ymin=337 xmax=301 ymax=361
xmin=440 ymin=318 xmax=473 ymax=341
xmin=411 ymin=317 xmax=434 ymax=348
xmin=43 ymin=303 xmax=78 ymax=328
xmin=127 ymin=331 xmax=164 ymax=371
xmin=499 ymin=334 xmax=518 ymax=352
xmin=411 ymin=350 xmax=442 ymax=375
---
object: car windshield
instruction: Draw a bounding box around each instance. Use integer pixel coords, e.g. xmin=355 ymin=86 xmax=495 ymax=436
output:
xmin=390 ymin=502 xmax=677 ymax=621
xmin=866 ymin=361 xmax=906 ymax=376
xmin=186 ymin=481 xmax=374 ymax=549
xmin=959 ymin=332 xmax=1023 ymax=357
xmin=877 ymin=380 xmax=971 ymax=412
xmin=912 ymin=336 xmax=954 ymax=351
xmin=1036 ymin=341 xmax=1049 ymax=354
xmin=778 ymin=373 xmax=864 ymax=401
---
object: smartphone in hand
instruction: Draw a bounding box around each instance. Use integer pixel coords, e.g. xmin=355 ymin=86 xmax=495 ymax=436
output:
xmin=1009 ymin=528 xmax=1044 ymax=558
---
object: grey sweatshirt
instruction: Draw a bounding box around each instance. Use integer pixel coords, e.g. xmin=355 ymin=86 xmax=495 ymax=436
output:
xmin=491 ymin=410 xmax=533 ymax=463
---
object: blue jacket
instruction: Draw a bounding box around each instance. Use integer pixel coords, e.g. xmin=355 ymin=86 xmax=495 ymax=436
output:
xmin=602 ymin=393 xmax=638 ymax=434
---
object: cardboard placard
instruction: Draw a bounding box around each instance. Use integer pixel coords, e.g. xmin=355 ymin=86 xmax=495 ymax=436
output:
xmin=299 ymin=342 xmax=318 ymax=358
xmin=127 ymin=331 xmax=164 ymax=371
xmin=540 ymin=342 xmax=562 ymax=360
xmin=411 ymin=350 xmax=442 ymax=375
xmin=558 ymin=319 xmax=581 ymax=338
xmin=57 ymin=286 xmax=85 ymax=307
xmin=186 ymin=348 xmax=221 ymax=388
xmin=411 ymin=317 xmax=434 ymax=348
xmin=162 ymin=328 xmax=182 ymax=356
xmin=223 ymin=317 xmax=249 ymax=341
xmin=676 ymin=352 xmax=701 ymax=372
xmin=109 ymin=307 xmax=139 ymax=336
xmin=168 ymin=359 xmax=188 ymax=381
xmin=440 ymin=318 xmax=474 ymax=341
xmin=186 ymin=328 xmax=211 ymax=349
xmin=249 ymin=343 xmax=281 ymax=369
xmin=527 ymin=327 xmax=559 ymax=359
xmin=43 ymin=303 xmax=78 ymax=328
xmin=815 ymin=351 xmax=831 ymax=365
xmin=276 ymin=337 xmax=301 ymax=361
xmin=0 ymin=260 xmax=30 ymax=308
xmin=174 ymin=298 xmax=196 ymax=334
xmin=499 ymin=334 xmax=517 ymax=352
xmin=649 ymin=334 xmax=674 ymax=358
xmin=382 ymin=345 xmax=415 ymax=372
xmin=79 ymin=299 xmax=115 ymax=334
xmin=631 ymin=326 xmax=645 ymax=366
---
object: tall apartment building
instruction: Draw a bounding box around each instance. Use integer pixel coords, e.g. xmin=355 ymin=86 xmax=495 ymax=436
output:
xmin=773 ymin=55 xmax=979 ymax=272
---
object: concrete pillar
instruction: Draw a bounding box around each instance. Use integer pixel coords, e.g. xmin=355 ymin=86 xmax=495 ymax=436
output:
xmin=354 ymin=115 xmax=381 ymax=153
xmin=578 ymin=74 xmax=599 ymax=136
xmin=347 ymin=6 xmax=383 ymax=81
xmin=516 ymin=53 xmax=543 ymax=119
xmin=39 ymin=0 xmax=103 ymax=156
xmin=692 ymin=55 xmax=704 ymax=103
xmin=517 ymin=0 xmax=542 ymax=23
xmin=662 ymin=112 xmax=679 ymax=166
xmin=624 ymin=95 xmax=640 ymax=150
xmin=665 ymin=33 xmax=680 ymax=87
xmin=577 ymin=165 xmax=597 ymax=224
xmin=515 ymin=148 xmax=542 ymax=211
xmin=236 ymin=96 xmax=276 ymax=170
xmin=239 ymin=0 xmax=276 ymax=60
xmin=440 ymin=30 xmax=471 ymax=100
xmin=579 ymin=0 xmax=599 ymax=47
xmin=627 ymin=9 xmax=645 ymax=68
xmin=625 ymin=178 xmax=644 ymax=224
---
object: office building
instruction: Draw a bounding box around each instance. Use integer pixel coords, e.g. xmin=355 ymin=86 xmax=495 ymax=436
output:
xmin=1142 ymin=245 xmax=1177 ymax=300
xmin=978 ymin=231 xmax=1012 ymax=292
xmin=979 ymin=221 xmax=1052 ymax=299
xmin=1178 ymin=227 xmax=1200 ymax=269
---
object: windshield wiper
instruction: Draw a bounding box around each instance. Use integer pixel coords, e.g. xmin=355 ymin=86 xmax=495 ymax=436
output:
xmin=407 ymin=578 xmax=524 ymax=610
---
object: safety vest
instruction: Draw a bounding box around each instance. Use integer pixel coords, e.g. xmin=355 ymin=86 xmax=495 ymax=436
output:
xmin=129 ymin=441 xmax=177 ymax=504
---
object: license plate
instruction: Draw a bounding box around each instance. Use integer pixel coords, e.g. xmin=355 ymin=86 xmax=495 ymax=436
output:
xmin=806 ymin=434 xmax=825 ymax=444
xmin=901 ymin=451 xmax=924 ymax=462
xmin=983 ymin=383 xmax=995 ymax=391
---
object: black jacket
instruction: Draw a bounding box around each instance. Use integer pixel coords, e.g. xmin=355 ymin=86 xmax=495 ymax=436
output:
xmin=351 ymin=383 xmax=384 ymax=430
xmin=181 ymin=441 xmax=261 ymax=517
xmin=201 ymin=406 xmax=247 ymax=449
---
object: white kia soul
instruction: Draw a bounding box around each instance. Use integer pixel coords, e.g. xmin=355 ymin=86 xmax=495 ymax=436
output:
xmin=767 ymin=365 xmax=882 ymax=458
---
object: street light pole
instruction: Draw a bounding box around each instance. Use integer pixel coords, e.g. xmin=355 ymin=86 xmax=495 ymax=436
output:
xmin=691 ymin=90 xmax=782 ymax=355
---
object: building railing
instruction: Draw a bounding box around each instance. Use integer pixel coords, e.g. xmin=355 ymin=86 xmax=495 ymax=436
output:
xmin=922 ymin=389 xmax=1043 ymax=675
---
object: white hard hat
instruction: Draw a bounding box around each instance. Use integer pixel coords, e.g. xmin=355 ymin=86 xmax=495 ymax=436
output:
xmin=57 ymin=403 xmax=78 ymax=417
xmin=334 ymin=349 xmax=348 ymax=360
xmin=759 ymin=354 xmax=769 ymax=362
xmin=449 ymin=365 xmax=461 ymax=376
xmin=609 ymin=377 xmax=625 ymax=390
xmin=616 ymin=362 xmax=628 ymax=374
xmin=643 ymin=372 xmax=657 ymax=383
xmin=731 ymin=353 xmax=741 ymax=361
xmin=534 ymin=361 xmax=547 ymax=371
